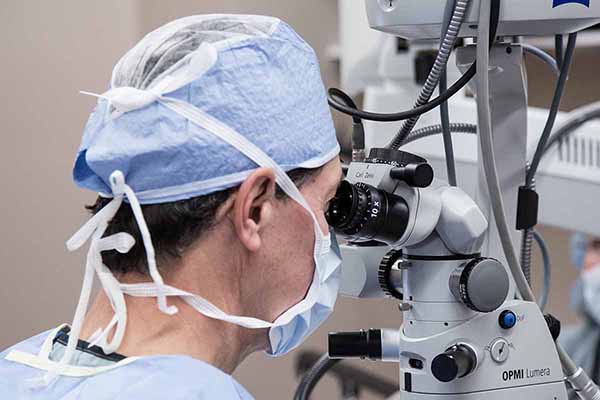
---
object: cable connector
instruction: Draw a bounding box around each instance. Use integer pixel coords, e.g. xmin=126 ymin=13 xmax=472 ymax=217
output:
xmin=567 ymin=367 xmax=600 ymax=400
xmin=516 ymin=186 xmax=539 ymax=230
xmin=352 ymin=122 xmax=366 ymax=162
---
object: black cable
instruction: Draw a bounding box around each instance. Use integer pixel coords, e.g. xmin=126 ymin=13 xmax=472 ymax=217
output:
xmin=526 ymin=32 xmax=578 ymax=185
xmin=294 ymin=353 xmax=341 ymax=400
xmin=327 ymin=0 xmax=500 ymax=128
xmin=329 ymin=88 xmax=362 ymax=124
xmin=543 ymin=108 xmax=600 ymax=156
xmin=295 ymin=350 xmax=398 ymax=397
xmin=555 ymin=35 xmax=564 ymax=70
xmin=440 ymin=65 xmax=458 ymax=186
xmin=388 ymin=0 xmax=500 ymax=149
xmin=532 ymin=230 xmax=551 ymax=311
xmin=330 ymin=88 xmax=366 ymax=158
xmin=327 ymin=67 xmax=475 ymax=122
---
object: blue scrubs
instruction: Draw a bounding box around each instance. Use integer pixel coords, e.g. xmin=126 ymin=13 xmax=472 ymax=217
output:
xmin=0 ymin=328 xmax=254 ymax=399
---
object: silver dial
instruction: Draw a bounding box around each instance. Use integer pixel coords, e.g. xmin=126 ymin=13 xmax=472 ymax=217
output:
xmin=489 ymin=338 xmax=510 ymax=364
xmin=378 ymin=0 xmax=397 ymax=12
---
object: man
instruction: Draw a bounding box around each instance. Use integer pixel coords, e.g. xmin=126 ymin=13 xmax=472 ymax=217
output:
xmin=561 ymin=233 xmax=600 ymax=397
xmin=0 ymin=15 xmax=343 ymax=399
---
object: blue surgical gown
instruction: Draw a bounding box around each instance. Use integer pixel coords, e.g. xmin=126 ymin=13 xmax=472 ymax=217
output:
xmin=0 ymin=328 xmax=254 ymax=399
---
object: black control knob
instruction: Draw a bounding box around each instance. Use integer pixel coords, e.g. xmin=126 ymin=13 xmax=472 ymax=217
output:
xmin=449 ymin=258 xmax=509 ymax=313
xmin=431 ymin=344 xmax=477 ymax=383
xmin=390 ymin=164 xmax=434 ymax=188
xmin=378 ymin=249 xmax=403 ymax=300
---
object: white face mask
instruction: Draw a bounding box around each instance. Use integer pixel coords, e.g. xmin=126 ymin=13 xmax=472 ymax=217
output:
xmin=52 ymin=85 xmax=343 ymax=382
xmin=582 ymin=266 xmax=600 ymax=325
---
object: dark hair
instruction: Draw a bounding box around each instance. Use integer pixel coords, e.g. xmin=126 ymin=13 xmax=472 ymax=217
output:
xmin=86 ymin=168 xmax=321 ymax=276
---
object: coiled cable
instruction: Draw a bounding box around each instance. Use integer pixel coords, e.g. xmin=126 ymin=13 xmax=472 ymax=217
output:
xmin=403 ymin=122 xmax=477 ymax=145
xmin=392 ymin=0 xmax=472 ymax=146
xmin=326 ymin=0 xmax=500 ymax=128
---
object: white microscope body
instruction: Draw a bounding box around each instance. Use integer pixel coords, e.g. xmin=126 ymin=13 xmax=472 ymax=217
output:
xmin=337 ymin=155 xmax=565 ymax=398
xmin=329 ymin=1 xmax=600 ymax=398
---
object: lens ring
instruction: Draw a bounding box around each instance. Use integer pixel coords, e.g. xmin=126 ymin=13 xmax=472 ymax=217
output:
xmin=326 ymin=181 xmax=379 ymax=239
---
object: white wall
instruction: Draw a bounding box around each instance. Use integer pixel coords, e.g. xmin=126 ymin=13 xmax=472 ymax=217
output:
xmin=0 ymin=0 xmax=140 ymax=344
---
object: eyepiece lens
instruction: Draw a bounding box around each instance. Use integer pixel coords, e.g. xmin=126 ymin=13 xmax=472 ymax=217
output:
xmin=326 ymin=181 xmax=355 ymax=228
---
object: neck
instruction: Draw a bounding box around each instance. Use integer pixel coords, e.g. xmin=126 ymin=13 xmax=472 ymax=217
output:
xmin=79 ymin=236 xmax=269 ymax=374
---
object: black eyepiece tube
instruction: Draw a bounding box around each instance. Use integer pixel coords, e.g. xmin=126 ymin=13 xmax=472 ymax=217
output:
xmin=329 ymin=329 xmax=382 ymax=360
xmin=326 ymin=181 xmax=410 ymax=245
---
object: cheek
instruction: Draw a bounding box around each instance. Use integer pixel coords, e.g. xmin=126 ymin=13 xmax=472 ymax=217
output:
xmin=267 ymin=205 xmax=317 ymax=293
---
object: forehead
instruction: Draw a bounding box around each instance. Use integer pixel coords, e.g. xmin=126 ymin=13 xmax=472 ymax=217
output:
xmin=310 ymin=157 xmax=343 ymax=192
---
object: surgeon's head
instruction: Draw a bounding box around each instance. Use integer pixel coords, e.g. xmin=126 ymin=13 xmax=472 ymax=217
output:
xmin=75 ymin=15 xmax=343 ymax=358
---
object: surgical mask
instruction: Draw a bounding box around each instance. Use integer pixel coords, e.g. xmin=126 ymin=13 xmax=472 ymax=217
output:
xmin=582 ymin=266 xmax=600 ymax=325
xmin=52 ymin=84 xmax=342 ymax=382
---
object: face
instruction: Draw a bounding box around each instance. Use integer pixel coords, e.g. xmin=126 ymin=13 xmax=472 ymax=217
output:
xmin=249 ymin=157 xmax=343 ymax=323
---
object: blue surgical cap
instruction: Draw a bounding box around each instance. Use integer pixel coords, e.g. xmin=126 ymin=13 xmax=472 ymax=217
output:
xmin=74 ymin=15 xmax=339 ymax=204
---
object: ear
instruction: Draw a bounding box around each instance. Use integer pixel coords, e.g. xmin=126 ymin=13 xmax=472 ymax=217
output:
xmin=232 ymin=168 xmax=276 ymax=252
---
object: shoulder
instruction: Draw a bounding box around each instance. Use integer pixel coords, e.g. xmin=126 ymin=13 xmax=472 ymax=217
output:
xmin=0 ymin=329 xmax=61 ymax=397
xmin=101 ymin=355 xmax=255 ymax=400
xmin=0 ymin=331 xmax=253 ymax=400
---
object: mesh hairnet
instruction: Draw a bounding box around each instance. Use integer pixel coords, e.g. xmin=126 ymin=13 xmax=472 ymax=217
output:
xmin=74 ymin=14 xmax=339 ymax=203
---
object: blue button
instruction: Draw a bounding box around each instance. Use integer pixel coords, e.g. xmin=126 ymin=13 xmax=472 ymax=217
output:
xmin=499 ymin=310 xmax=516 ymax=329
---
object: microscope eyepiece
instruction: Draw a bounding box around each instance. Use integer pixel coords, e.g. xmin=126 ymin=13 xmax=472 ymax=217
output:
xmin=326 ymin=181 xmax=410 ymax=245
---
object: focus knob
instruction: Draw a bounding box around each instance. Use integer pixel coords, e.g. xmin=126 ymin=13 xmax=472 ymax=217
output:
xmin=450 ymin=258 xmax=509 ymax=313
xmin=431 ymin=344 xmax=477 ymax=382
xmin=378 ymin=249 xmax=403 ymax=300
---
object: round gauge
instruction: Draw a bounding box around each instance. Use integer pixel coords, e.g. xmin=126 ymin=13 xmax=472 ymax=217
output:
xmin=489 ymin=338 xmax=510 ymax=364
xmin=378 ymin=0 xmax=397 ymax=12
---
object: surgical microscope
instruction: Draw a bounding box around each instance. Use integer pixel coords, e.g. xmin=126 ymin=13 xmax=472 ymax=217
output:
xmin=294 ymin=1 xmax=600 ymax=399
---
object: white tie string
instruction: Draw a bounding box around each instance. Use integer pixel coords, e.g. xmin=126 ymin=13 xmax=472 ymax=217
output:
xmin=79 ymin=42 xmax=218 ymax=118
xmin=46 ymin=222 xmax=112 ymax=385
xmin=109 ymin=171 xmax=178 ymax=316
xmin=52 ymin=170 xmax=177 ymax=380
xmin=80 ymin=87 xmax=161 ymax=119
